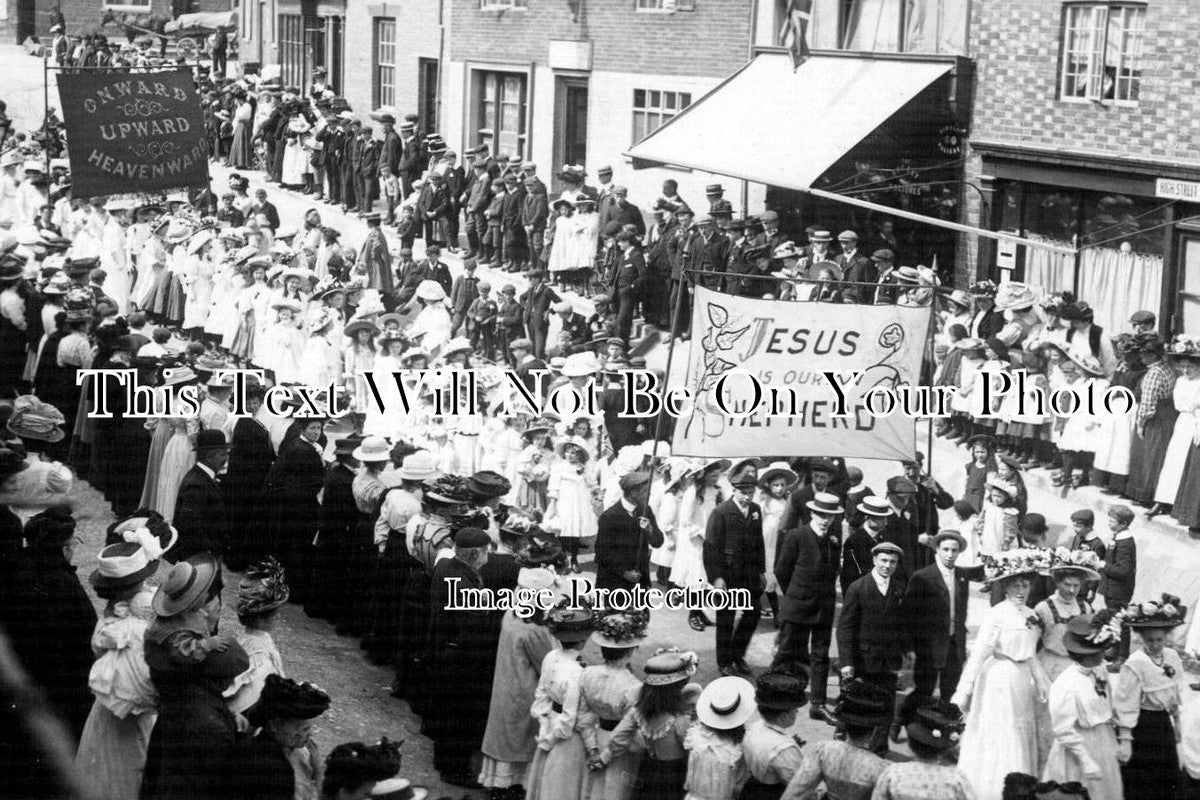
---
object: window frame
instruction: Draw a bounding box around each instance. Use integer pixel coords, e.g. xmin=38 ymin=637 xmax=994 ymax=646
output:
xmin=1059 ymin=2 xmax=1145 ymax=105
xmin=473 ymin=70 xmax=529 ymax=160
xmin=373 ymin=17 xmax=397 ymax=109
xmin=102 ymin=0 xmax=151 ymax=9
xmin=479 ymin=0 xmax=528 ymax=10
xmin=635 ymin=0 xmax=697 ymax=11
xmin=631 ymin=88 xmax=692 ymax=144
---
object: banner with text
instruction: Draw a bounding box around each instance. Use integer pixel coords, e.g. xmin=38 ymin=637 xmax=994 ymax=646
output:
xmin=57 ymin=69 xmax=209 ymax=200
xmin=671 ymin=287 xmax=931 ymax=460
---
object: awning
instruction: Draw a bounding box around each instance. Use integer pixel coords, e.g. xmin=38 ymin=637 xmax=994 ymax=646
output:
xmin=625 ymin=52 xmax=952 ymax=190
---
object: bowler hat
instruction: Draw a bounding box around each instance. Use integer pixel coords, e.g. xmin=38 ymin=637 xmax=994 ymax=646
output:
xmin=193 ymin=429 xmax=229 ymax=451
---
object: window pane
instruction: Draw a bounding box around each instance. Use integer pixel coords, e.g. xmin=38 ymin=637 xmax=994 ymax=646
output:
xmin=633 ymin=114 xmax=647 ymax=142
xmin=634 ymin=89 xmax=646 ymax=108
xmin=681 ymin=93 xmax=691 ymax=108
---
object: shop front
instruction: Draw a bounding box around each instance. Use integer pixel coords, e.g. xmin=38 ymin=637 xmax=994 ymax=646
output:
xmin=976 ymin=142 xmax=1200 ymax=336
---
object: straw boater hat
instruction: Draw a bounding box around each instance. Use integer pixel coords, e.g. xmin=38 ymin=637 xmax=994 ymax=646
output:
xmin=415 ymin=280 xmax=447 ymax=302
xmin=352 ymin=436 xmax=392 ymax=463
xmin=152 ymin=553 xmax=221 ymax=616
xmin=857 ymin=496 xmax=893 ymax=518
xmin=590 ymin=610 xmax=650 ymax=650
xmin=806 ymin=491 xmax=845 ymax=517
xmin=696 ymin=676 xmax=756 ymax=730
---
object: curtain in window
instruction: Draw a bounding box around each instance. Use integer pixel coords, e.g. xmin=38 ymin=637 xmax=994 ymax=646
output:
xmin=1077 ymin=247 xmax=1162 ymax=338
xmin=904 ymin=0 xmax=968 ymax=54
xmin=1024 ymin=234 xmax=1076 ymax=295
xmin=843 ymin=0 xmax=901 ymax=51
xmin=809 ymin=0 xmax=843 ymax=49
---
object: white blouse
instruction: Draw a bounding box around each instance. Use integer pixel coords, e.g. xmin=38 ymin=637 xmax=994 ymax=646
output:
xmin=954 ymin=600 xmax=1045 ymax=702
xmin=1049 ymin=665 xmax=1117 ymax=769
xmin=531 ymin=647 xmax=583 ymax=749
xmin=1114 ymin=647 xmax=1183 ymax=729
xmin=684 ymin=723 xmax=748 ymax=800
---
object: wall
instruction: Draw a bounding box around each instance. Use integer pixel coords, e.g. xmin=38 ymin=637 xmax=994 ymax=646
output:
xmin=343 ymin=0 xmax=443 ymax=119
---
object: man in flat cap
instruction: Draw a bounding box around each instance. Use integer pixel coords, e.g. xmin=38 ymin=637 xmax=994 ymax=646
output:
xmin=378 ymin=112 xmax=401 ymax=184
xmin=704 ymin=459 xmax=766 ymax=677
xmin=837 ymin=540 xmax=906 ymax=753
xmin=1130 ymin=310 xmax=1156 ymax=334
xmin=880 ymin=476 xmax=921 ymax=586
xmin=397 ymin=118 xmax=423 ymax=196
xmin=834 ymin=230 xmax=875 ymax=303
xmin=594 ymin=471 xmax=663 ymax=593
xmin=695 ymin=214 xmax=730 ymax=291
xmin=667 ymin=205 xmax=700 ymax=334
xmin=610 ymin=228 xmax=647 ymax=342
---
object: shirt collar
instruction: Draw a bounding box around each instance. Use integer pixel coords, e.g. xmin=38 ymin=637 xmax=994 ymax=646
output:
xmin=196 ymin=462 xmax=215 ymax=480
xmin=619 ymin=496 xmax=637 ymax=515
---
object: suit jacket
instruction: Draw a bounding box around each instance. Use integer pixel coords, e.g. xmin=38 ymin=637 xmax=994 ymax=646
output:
xmin=480 ymin=551 xmax=521 ymax=593
xmin=451 ymin=275 xmax=480 ymax=314
xmin=880 ymin=505 xmax=922 ymax=587
xmin=669 ymin=225 xmax=701 ymax=281
xmin=702 ymin=499 xmax=765 ymax=592
xmin=1098 ymin=531 xmax=1136 ymax=607
xmin=256 ymin=201 xmax=281 ymax=232
xmin=601 ymin=201 xmax=646 ymax=237
xmin=840 ymin=527 xmax=877 ymax=594
xmin=380 ymin=130 xmax=402 ymax=175
xmin=398 ymin=134 xmax=423 ymax=178
xmin=646 ymin=220 xmax=678 ymax=277
xmin=696 ymin=231 xmax=731 ymax=290
xmin=835 ymin=253 xmax=876 ymax=302
xmin=611 ymin=248 xmax=647 ymax=295
xmin=357 ymin=139 xmax=380 ymax=178
xmin=500 ymin=187 xmax=526 ymax=230
xmin=903 ymin=563 xmax=983 ymax=668
xmin=837 ymin=573 xmax=906 ymax=674
xmin=522 ymin=188 xmax=549 ymax=228
xmin=521 ymin=284 xmax=559 ymax=331
xmin=594 ymin=502 xmax=663 ymax=592
xmin=173 ymin=465 xmax=228 ymax=562
xmin=774 ymin=524 xmax=840 ymax=626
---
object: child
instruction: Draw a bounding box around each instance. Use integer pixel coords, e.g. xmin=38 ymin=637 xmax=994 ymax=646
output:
xmin=960 ymin=434 xmax=995 ymax=513
xmin=482 ymin=178 xmax=506 ymax=267
xmin=395 ymin=204 xmax=417 ymax=251
xmin=651 ymin=458 xmax=685 ymax=588
xmin=514 ymin=425 xmax=554 ymax=512
xmin=468 ymin=281 xmax=498 ymax=359
xmin=755 ymin=462 xmax=797 ymax=621
xmin=546 ymin=440 xmax=598 ymax=572
xmin=379 ymin=164 xmax=401 ymax=225
xmin=1068 ymin=509 xmax=1105 ymax=559
xmin=145 ymin=553 xmax=232 ymax=667
xmin=495 ymin=284 xmax=523 ymax=366
xmin=976 ymin=475 xmax=1018 ymax=559
xmin=597 ymin=648 xmax=702 ymax=799
xmin=947 ymin=337 xmax=986 ymax=442
xmin=951 ymin=499 xmax=981 ymax=567
xmin=224 ymin=559 xmax=289 ymax=715
xmin=684 ymin=677 xmax=752 ymax=800
xmin=1097 ymin=505 xmax=1136 ymax=613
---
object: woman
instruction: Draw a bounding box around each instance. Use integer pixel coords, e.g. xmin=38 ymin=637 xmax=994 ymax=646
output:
xmin=1114 ymin=597 xmax=1187 ymax=800
xmin=1034 ymin=556 xmax=1099 ymax=683
xmin=224 ymin=559 xmax=290 ymax=717
xmin=478 ymin=568 xmax=560 ymax=797
xmin=951 ymin=554 xmax=1052 ymax=800
xmin=1150 ymin=341 xmax=1200 ymax=517
xmin=227 ymin=92 xmax=254 ymax=170
xmin=527 ymin=607 xmax=595 ymax=800
xmin=1093 ymin=335 xmax=1145 ymax=495
xmin=139 ymin=366 xmax=200 ymax=519
xmin=1125 ymin=334 xmax=1177 ymax=506
xmin=579 ymin=612 xmax=648 ymax=800
xmin=181 ymin=230 xmax=216 ymax=338
xmin=409 ymin=280 xmax=453 ymax=352
xmin=320 ymin=740 xmax=401 ymax=800
xmin=672 ymin=460 xmax=730 ymax=632
xmin=1042 ymin=613 xmax=1123 ymax=800
xmin=342 ymin=320 xmax=379 ymax=418
xmin=261 ymin=418 xmax=327 ymax=605
xmin=141 ymin=554 xmax=250 ymax=800
xmin=872 ymin=700 xmax=974 ymax=800
xmin=234 ymin=675 xmax=331 ymax=800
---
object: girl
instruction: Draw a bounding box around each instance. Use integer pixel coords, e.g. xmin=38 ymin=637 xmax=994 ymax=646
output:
xmin=547 ymin=440 xmax=598 ymax=573
xmin=598 ymin=648 xmax=701 ymax=800
xmin=650 ymin=459 xmax=689 ymax=588
xmin=342 ymin=320 xmax=379 ymax=420
xmin=976 ymin=475 xmax=1019 ymax=559
xmin=514 ymin=424 xmax=554 ymax=512
xmin=755 ymin=462 xmax=798 ymax=621
xmin=683 ymin=678 xmax=752 ymax=800
xmin=257 ymin=299 xmax=304 ymax=384
xmin=673 ymin=460 xmax=730 ymax=633
xmin=959 ymin=434 xmax=995 ymax=513
xmin=301 ymin=307 xmax=342 ymax=389
xmin=1034 ymin=560 xmax=1099 ymax=683
xmin=1055 ymin=353 xmax=1108 ymax=494
xmin=410 ymin=280 xmax=453 ymax=352
xmin=948 ymin=338 xmax=987 ymax=443
xmin=580 ymin=612 xmax=648 ymax=800
xmin=526 ymin=607 xmax=594 ymax=800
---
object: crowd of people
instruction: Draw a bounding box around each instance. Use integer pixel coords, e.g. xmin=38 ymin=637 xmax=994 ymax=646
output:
xmin=0 ymin=58 xmax=1199 ymax=800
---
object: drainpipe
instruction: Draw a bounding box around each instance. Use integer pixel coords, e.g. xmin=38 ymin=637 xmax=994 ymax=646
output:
xmin=437 ymin=0 xmax=445 ymax=132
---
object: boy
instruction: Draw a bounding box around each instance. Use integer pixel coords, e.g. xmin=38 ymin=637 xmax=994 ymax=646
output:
xmin=1098 ymin=505 xmax=1136 ymax=610
xmin=495 ymin=284 xmax=522 ymax=366
xmin=1067 ymin=509 xmax=1105 ymax=559
xmin=379 ymin=164 xmax=401 ymax=225
xmin=468 ymin=281 xmax=498 ymax=359
xmin=482 ymin=178 xmax=506 ymax=267
xmin=395 ymin=204 xmax=417 ymax=251
xmin=449 ymin=258 xmax=480 ymax=337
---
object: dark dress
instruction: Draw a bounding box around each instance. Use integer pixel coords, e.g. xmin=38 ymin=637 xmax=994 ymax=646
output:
xmin=140 ymin=640 xmax=250 ymax=800
xmin=1126 ymin=365 xmax=1178 ymax=504
xmin=223 ymin=416 xmax=275 ymax=571
xmin=260 ymin=436 xmax=325 ymax=602
xmin=1174 ymin=444 xmax=1200 ymax=527
xmin=231 ymin=731 xmax=296 ymax=800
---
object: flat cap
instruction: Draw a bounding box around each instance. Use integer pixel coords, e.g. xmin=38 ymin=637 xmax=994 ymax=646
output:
xmin=871 ymin=541 xmax=904 ymax=557
xmin=1108 ymin=504 xmax=1135 ymax=524
xmin=619 ymin=471 xmax=651 ymax=491
xmin=885 ymin=476 xmax=917 ymax=494
xmin=454 ymin=527 xmax=491 ymax=548
xmin=1130 ymin=310 xmax=1156 ymax=325
xmin=1069 ymin=509 xmax=1094 ymax=525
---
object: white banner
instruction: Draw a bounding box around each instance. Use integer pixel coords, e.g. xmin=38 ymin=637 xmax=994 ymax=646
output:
xmin=670 ymin=287 xmax=932 ymax=460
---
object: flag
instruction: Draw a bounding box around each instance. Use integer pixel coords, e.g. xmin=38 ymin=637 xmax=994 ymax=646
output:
xmin=780 ymin=0 xmax=813 ymax=70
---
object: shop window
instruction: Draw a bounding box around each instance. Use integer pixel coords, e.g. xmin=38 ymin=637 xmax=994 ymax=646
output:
xmin=374 ymin=18 xmax=397 ymax=109
xmin=474 ymin=71 xmax=527 ymax=160
xmin=278 ymin=14 xmax=305 ymax=90
xmin=1060 ymin=4 xmax=1144 ymax=103
xmin=632 ymin=89 xmax=692 ymax=144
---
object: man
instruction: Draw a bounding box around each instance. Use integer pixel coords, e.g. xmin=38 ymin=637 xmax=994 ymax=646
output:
xmin=967 ymin=282 xmax=1005 ymax=340
xmin=595 ymin=165 xmax=616 ymax=222
xmin=467 ymin=161 xmax=493 ymax=262
xmin=610 ymin=229 xmax=646 ymax=342
xmin=548 ymin=300 xmax=589 ymax=357
xmin=1130 ymin=310 xmax=1156 ymax=334
xmin=773 ymin=492 xmax=843 ymax=725
xmin=695 ymin=214 xmax=730 ymax=291
xmin=341 ymin=119 xmax=362 ymax=212
xmin=704 ymin=460 xmax=765 ymax=676
xmin=397 ymin=119 xmax=422 ymax=197
xmin=837 ymin=541 xmax=906 ymax=754
xmin=499 ymin=173 xmax=527 ymax=270
xmin=356 ymin=125 xmax=380 ymax=215
xmin=600 ymin=186 xmax=645 ymax=238
xmin=802 ymin=229 xmax=834 ymax=267
xmin=522 ymin=173 xmax=549 ymax=265
xmin=706 ymin=183 xmax=733 ymax=227
xmin=423 ymin=171 xmax=453 ymax=247
xmin=427 ymin=526 xmax=492 ymax=788
xmin=901 ymin=530 xmax=982 ymax=730
xmin=358 ymin=212 xmax=393 ymax=294
xmin=903 ymin=456 xmax=954 ymax=568
xmin=199 ymin=375 xmax=232 ymax=432
xmin=667 ymin=205 xmax=699 ymax=334
xmin=869 ymin=249 xmax=899 ymax=304
xmin=377 ymin=112 xmax=401 ymax=181
xmin=509 ymin=338 xmax=547 ymax=397
xmin=594 ymin=471 xmax=663 ymax=592
xmin=783 ymin=458 xmax=844 ymax=530
xmin=834 ymin=230 xmax=875 ymax=303
xmin=520 ymin=269 xmax=558 ymax=360
xmin=449 ymin=258 xmax=480 ymax=337
xmin=421 ymin=244 xmax=453 ymax=297
xmin=172 ymin=430 xmax=230 ymax=562
xmin=842 ymin=497 xmax=892 ymax=593
xmin=643 ymin=199 xmax=678 ymax=328
xmin=250 ymin=188 xmax=280 ymax=233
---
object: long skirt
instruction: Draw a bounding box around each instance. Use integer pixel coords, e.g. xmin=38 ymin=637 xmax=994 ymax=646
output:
xmin=228 ymin=121 xmax=253 ymax=169
xmin=1093 ymin=403 xmax=1135 ymax=475
xmin=739 ymin=778 xmax=785 ymax=800
xmin=229 ymin=311 xmax=256 ymax=362
xmin=1126 ymin=403 xmax=1177 ymax=503
xmin=1042 ymin=715 xmax=1122 ymax=800
xmin=154 ymin=431 xmax=196 ymax=522
xmin=636 ymin=755 xmax=686 ymax=800
xmin=526 ymin=730 xmax=588 ymax=800
xmin=1175 ymin=443 xmax=1200 ymax=526
xmin=138 ymin=422 xmax=175 ymax=512
xmin=479 ymin=756 xmax=528 ymax=790
xmin=75 ymin=702 xmax=156 ymax=800
xmin=1155 ymin=413 xmax=1196 ymax=504
xmin=957 ymin=657 xmax=1049 ymax=800
xmin=1122 ymin=709 xmax=1177 ymax=800
xmin=583 ymin=727 xmax=638 ymax=800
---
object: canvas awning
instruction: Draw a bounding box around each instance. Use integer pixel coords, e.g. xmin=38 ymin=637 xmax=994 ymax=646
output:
xmin=626 ymin=52 xmax=1077 ymax=256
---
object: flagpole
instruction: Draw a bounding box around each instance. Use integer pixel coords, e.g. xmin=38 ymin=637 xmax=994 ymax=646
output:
xmin=649 ymin=275 xmax=689 ymax=464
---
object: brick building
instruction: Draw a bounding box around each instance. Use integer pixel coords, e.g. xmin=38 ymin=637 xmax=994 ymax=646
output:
xmin=965 ymin=0 xmax=1200 ymax=334
xmin=441 ymin=0 xmax=758 ymax=204
xmin=5 ymin=0 xmax=227 ymax=42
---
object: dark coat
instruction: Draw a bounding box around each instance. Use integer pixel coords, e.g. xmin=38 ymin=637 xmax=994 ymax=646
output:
xmin=837 ymin=573 xmax=906 ymax=674
xmin=840 ymin=526 xmax=877 ymax=594
xmin=425 ymin=556 xmax=493 ymax=751
xmin=782 ymin=483 xmax=848 ymax=532
xmin=521 ymin=284 xmax=559 ymax=333
xmin=1098 ymin=531 xmax=1136 ymax=607
xmin=224 ymin=417 xmax=274 ymax=567
xmin=880 ymin=505 xmax=922 ymax=587
xmin=481 ymin=551 xmax=521 ymax=593
xmin=774 ymin=525 xmax=839 ymax=626
xmin=141 ymin=640 xmax=250 ymax=800
xmin=611 ymin=248 xmax=647 ymax=295
xmin=702 ymin=499 xmax=765 ymax=592
xmin=357 ymin=138 xmax=380 ymax=178
xmin=500 ymin=187 xmax=527 ymax=230
xmin=594 ymin=502 xmax=663 ymax=591
xmin=601 ymin=201 xmax=646 ymax=237
xmin=380 ymin=130 xmax=402 ymax=175
xmin=172 ymin=465 xmax=228 ymax=562
xmin=262 ymin=437 xmax=325 ymax=567
xmin=835 ymin=253 xmax=876 ymax=301
xmin=231 ymin=733 xmax=296 ymax=800
xmin=903 ymin=563 xmax=983 ymax=668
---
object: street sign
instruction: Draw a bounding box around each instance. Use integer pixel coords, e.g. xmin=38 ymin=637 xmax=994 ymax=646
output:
xmin=996 ymin=236 xmax=1018 ymax=270
xmin=1156 ymin=178 xmax=1200 ymax=202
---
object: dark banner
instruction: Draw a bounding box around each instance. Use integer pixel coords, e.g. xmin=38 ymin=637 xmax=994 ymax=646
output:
xmin=56 ymin=69 xmax=209 ymax=200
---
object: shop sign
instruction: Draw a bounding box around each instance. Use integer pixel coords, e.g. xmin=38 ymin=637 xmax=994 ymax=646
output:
xmin=1156 ymin=178 xmax=1200 ymax=202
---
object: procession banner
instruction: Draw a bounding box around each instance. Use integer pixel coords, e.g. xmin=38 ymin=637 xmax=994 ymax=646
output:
xmin=56 ymin=69 xmax=209 ymax=200
xmin=671 ymin=287 xmax=931 ymax=460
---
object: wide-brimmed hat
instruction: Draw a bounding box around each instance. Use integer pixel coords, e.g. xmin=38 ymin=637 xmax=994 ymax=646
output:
xmin=858 ymin=496 xmax=893 ymax=518
xmin=106 ymin=512 xmax=178 ymax=553
xmin=1066 ymin=351 xmax=1105 ymax=377
xmin=89 ymin=539 xmax=162 ymax=591
xmin=352 ymin=435 xmax=392 ymax=462
xmin=371 ymin=778 xmax=429 ymax=800
xmin=985 ymin=474 xmax=1018 ymax=498
xmin=1062 ymin=612 xmax=1120 ymax=655
xmin=758 ymin=461 xmax=798 ymax=489
xmin=642 ymin=648 xmax=699 ymax=686
xmin=1048 ymin=548 xmax=1104 ymax=582
xmin=697 ymin=676 xmax=756 ymax=730
xmin=440 ymin=336 xmax=473 ymax=359
xmin=994 ymin=281 xmax=1038 ymax=311
xmin=806 ymin=491 xmax=844 ymax=516
xmin=1122 ymin=594 xmax=1188 ymax=629
xmin=270 ymin=297 xmax=303 ymax=315
xmin=162 ymin=366 xmax=198 ymax=386
xmin=235 ymin=558 xmax=290 ymax=617
xmin=562 ymin=351 xmax=601 ymax=377
xmin=904 ymin=700 xmax=965 ymax=750
xmin=415 ymin=280 xmax=446 ymax=302
xmin=6 ymin=395 xmax=66 ymax=442
xmin=467 ymin=470 xmax=511 ymax=499
xmin=247 ymin=674 xmax=330 ymax=724
xmin=152 ymin=553 xmax=221 ymax=616
xmin=547 ymin=607 xmax=593 ymax=643
xmin=590 ymin=609 xmax=650 ymax=649
xmin=835 ymin=678 xmax=894 ymax=727
xmin=981 ymin=549 xmax=1053 ymax=586
xmin=754 ymin=669 xmax=809 ymax=712
xmin=396 ymin=451 xmax=441 ymax=482
xmin=946 ymin=289 xmax=972 ymax=310
xmin=40 ymin=273 xmax=72 ymax=295
xmin=307 ymin=307 xmax=337 ymax=333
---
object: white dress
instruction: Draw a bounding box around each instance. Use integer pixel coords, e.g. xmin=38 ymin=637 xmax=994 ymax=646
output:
xmin=650 ymin=488 xmax=679 ymax=570
xmin=1057 ymin=377 xmax=1108 ymax=453
xmin=408 ymin=304 xmax=452 ymax=351
xmin=181 ymin=255 xmax=214 ymax=330
xmin=756 ymin=492 xmax=788 ymax=594
xmin=548 ymin=213 xmax=600 ymax=273
xmin=526 ymin=648 xmax=588 ymax=800
xmin=952 ymin=600 xmax=1052 ymax=800
xmin=548 ymin=461 xmax=598 ymax=540
xmin=1154 ymin=375 xmax=1200 ymax=504
xmin=204 ymin=266 xmax=239 ymax=340
xmin=670 ymin=484 xmax=717 ymax=590
xmin=1043 ymin=665 xmax=1122 ymax=800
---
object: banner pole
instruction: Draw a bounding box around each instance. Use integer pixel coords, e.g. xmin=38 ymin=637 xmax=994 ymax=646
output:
xmin=650 ymin=274 xmax=689 ymax=464
xmin=923 ymin=305 xmax=937 ymax=475
xmin=42 ymin=55 xmax=50 ymax=177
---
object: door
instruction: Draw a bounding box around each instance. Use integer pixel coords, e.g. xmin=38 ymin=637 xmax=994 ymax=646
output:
xmin=16 ymin=0 xmax=35 ymax=43
xmin=553 ymin=76 xmax=589 ymax=194
xmin=256 ymin=2 xmax=264 ymax=64
xmin=418 ymin=58 xmax=439 ymax=133
xmin=1177 ymin=234 xmax=1200 ymax=333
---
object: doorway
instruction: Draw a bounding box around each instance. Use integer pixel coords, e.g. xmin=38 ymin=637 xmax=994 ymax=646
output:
xmin=256 ymin=1 xmax=265 ymax=64
xmin=16 ymin=0 xmax=35 ymax=43
xmin=1176 ymin=231 xmax=1200 ymax=334
xmin=418 ymin=58 xmax=439 ymax=133
xmin=553 ymin=76 xmax=589 ymax=194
